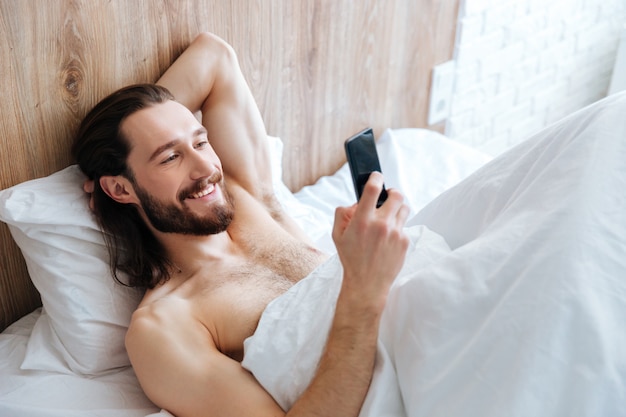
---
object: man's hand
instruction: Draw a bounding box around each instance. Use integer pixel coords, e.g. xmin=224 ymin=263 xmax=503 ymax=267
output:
xmin=332 ymin=172 xmax=410 ymax=311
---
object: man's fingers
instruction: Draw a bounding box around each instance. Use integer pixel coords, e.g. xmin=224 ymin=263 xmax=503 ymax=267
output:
xmin=356 ymin=173 xmax=410 ymax=228
xmin=356 ymin=172 xmax=385 ymax=213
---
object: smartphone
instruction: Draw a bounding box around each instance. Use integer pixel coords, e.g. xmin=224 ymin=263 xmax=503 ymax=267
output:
xmin=344 ymin=128 xmax=388 ymax=208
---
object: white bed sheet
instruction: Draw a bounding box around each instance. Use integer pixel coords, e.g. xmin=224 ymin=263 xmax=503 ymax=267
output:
xmin=0 ymin=128 xmax=491 ymax=416
xmin=0 ymin=309 xmax=159 ymax=416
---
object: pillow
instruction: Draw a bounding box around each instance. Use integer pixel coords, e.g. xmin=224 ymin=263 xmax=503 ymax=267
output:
xmin=0 ymin=165 xmax=142 ymax=375
xmin=0 ymin=136 xmax=295 ymax=376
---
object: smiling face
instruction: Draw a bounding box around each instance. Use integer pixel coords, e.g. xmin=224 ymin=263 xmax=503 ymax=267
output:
xmin=120 ymin=100 xmax=234 ymax=235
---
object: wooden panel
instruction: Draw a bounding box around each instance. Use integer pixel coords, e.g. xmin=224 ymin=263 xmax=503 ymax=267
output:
xmin=0 ymin=0 xmax=459 ymax=330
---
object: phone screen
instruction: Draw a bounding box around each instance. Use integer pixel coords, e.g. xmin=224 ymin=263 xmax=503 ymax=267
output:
xmin=344 ymin=128 xmax=388 ymax=207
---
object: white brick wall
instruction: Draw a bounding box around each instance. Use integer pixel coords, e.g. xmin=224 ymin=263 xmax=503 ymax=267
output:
xmin=445 ymin=0 xmax=626 ymax=155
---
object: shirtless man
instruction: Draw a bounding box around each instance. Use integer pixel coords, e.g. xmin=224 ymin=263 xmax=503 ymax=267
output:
xmin=73 ymin=32 xmax=410 ymax=417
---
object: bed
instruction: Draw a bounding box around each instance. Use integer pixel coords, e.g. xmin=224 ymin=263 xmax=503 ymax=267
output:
xmin=2 ymin=1 xmax=626 ymax=417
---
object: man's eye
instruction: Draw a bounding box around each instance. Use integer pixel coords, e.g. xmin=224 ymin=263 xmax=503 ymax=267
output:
xmin=195 ymin=140 xmax=209 ymax=149
xmin=161 ymin=154 xmax=178 ymax=164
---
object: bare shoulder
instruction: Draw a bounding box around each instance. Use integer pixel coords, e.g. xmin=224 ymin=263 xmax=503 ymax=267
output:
xmin=126 ymin=298 xmax=212 ymax=413
xmin=126 ymin=297 xmax=200 ymax=353
xmin=126 ymin=298 xmax=284 ymax=417
xmin=125 ymin=298 xmax=207 ymax=393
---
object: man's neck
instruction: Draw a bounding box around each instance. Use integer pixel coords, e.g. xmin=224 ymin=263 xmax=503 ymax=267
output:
xmin=156 ymin=228 xmax=239 ymax=279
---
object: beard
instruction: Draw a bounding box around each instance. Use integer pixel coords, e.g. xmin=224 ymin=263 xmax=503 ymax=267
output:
xmin=131 ymin=172 xmax=235 ymax=236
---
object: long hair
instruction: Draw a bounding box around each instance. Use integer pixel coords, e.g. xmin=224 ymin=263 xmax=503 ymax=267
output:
xmin=72 ymin=84 xmax=176 ymax=289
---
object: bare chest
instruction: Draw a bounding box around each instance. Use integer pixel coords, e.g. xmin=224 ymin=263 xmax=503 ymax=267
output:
xmin=191 ymin=239 xmax=326 ymax=360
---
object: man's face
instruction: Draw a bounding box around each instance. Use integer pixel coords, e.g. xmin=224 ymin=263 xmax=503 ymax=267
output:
xmin=121 ymin=100 xmax=234 ymax=235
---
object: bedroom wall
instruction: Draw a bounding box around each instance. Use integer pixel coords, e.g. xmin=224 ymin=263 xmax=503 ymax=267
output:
xmin=442 ymin=0 xmax=626 ymax=155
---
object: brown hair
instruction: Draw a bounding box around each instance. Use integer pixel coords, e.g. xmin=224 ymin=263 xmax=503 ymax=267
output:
xmin=72 ymin=84 xmax=175 ymax=289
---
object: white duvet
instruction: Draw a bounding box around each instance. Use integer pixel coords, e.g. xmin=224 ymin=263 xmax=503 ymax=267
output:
xmin=242 ymin=92 xmax=626 ymax=417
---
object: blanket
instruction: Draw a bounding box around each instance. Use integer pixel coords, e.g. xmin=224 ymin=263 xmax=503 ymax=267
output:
xmin=242 ymin=92 xmax=626 ymax=417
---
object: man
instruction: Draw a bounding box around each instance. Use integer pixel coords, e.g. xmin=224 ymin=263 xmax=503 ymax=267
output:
xmin=73 ymin=32 xmax=410 ymax=417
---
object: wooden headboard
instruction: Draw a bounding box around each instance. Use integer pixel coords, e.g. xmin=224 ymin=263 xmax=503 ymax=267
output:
xmin=0 ymin=0 xmax=459 ymax=331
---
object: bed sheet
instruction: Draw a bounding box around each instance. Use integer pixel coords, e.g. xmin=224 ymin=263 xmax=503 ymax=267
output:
xmin=0 ymin=128 xmax=491 ymax=416
xmin=0 ymin=309 xmax=160 ymax=416
xmin=243 ymin=92 xmax=626 ymax=417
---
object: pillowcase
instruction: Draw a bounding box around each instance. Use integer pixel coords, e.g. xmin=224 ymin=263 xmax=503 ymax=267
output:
xmin=0 ymin=165 xmax=142 ymax=375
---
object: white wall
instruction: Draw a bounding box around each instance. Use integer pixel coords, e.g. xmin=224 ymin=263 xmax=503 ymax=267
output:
xmin=446 ymin=0 xmax=626 ymax=155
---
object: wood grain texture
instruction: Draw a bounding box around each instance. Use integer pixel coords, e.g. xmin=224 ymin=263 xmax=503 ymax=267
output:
xmin=0 ymin=0 xmax=458 ymax=330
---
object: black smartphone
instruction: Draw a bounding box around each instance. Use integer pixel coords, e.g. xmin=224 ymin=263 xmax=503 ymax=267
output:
xmin=344 ymin=128 xmax=388 ymax=208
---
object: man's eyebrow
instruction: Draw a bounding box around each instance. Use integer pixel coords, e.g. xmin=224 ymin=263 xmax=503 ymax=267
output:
xmin=147 ymin=127 xmax=208 ymax=162
xmin=148 ymin=140 xmax=180 ymax=162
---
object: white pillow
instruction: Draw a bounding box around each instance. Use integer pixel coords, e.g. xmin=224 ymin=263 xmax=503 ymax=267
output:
xmin=0 ymin=165 xmax=142 ymax=375
xmin=0 ymin=136 xmax=295 ymax=376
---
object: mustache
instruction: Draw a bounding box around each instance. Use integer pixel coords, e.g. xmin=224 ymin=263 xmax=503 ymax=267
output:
xmin=178 ymin=171 xmax=224 ymax=201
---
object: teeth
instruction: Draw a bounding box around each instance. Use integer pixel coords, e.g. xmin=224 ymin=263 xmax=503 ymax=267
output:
xmin=189 ymin=184 xmax=215 ymax=199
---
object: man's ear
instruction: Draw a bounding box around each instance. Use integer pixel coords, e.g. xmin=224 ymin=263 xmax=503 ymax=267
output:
xmin=99 ymin=175 xmax=138 ymax=204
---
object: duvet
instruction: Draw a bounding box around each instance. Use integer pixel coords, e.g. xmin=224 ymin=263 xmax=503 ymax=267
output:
xmin=242 ymin=92 xmax=626 ymax=417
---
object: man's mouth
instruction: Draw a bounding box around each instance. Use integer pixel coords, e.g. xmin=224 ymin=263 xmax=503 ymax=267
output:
xmin=186 ymin=183 xmax=216 ymax=199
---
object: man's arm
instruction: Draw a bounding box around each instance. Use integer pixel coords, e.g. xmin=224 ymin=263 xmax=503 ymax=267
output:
xmin=126 ymin=298 xmax=285 ymax=417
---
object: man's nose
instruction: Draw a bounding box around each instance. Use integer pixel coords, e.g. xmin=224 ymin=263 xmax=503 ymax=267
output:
xmin=188 ymin=151 xmax=218 ymax=180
